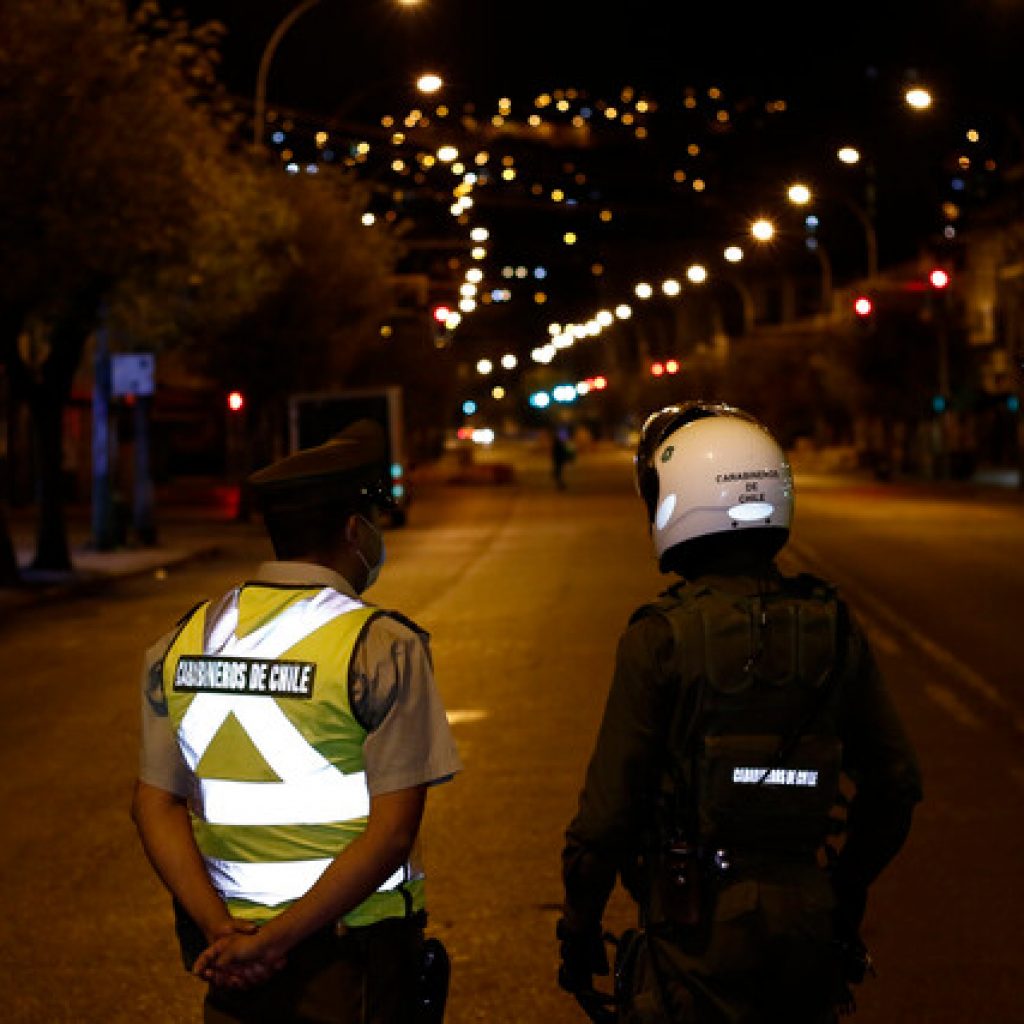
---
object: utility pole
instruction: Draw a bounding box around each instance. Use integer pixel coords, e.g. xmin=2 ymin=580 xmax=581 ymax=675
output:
xmin=91 ymin=311 xmax=115 ymax=550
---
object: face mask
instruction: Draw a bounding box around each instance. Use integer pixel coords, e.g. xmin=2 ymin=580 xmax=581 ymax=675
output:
xmin=354 ymin=515 xmax=386 ymax=591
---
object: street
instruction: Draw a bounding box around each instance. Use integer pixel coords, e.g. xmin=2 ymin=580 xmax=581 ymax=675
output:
xmin=1 ymin=442 xmax=1021 ymax=1023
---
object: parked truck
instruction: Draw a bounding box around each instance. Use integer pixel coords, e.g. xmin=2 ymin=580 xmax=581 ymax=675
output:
xmin=287 ymin=386 xmax=410 ymax=526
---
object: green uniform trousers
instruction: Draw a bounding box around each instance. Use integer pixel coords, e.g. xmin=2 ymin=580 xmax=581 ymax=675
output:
xmin=202 ymin=917 xmax=421 ymax=1024
xmin=623 ymin=869 xmax=841 ymax=1024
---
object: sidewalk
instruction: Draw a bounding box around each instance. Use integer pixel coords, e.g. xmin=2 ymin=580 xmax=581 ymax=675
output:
xmin=1 ymin=485 xmax=249 ymax=619
xmin=0 ymin=456 xmax=471 ymax=617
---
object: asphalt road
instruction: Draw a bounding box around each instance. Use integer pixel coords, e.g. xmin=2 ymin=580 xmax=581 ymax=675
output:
xmin=0 ymin=442 xmax=1020 ymax=1023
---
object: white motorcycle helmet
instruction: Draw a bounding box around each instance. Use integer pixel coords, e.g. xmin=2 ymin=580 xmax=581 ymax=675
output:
xmin=634 ymin=401 xmax=794 ymax=571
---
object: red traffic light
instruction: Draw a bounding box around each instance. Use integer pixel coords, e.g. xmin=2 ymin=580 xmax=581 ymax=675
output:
xmin=591 ymin=375 xmax=608 ymax=390
xmin=227 ymin=390 xmax=245 ymax=412
xmin=431 ymin=304 xmax=453 ymax=325
xmin=651 ymin=361 xmax=665 ymax=377
xmin=665 ymin=359 xmax=680 ymax=375
xmin=853 ymin=295 xmax=874 ymax=317
xmin=928 ymin=268 xmax=950 ymax=289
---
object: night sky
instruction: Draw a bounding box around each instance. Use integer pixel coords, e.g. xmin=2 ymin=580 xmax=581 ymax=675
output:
xmin=180 ymin=0 xmax=1024 ymax=123
xmin=170 ymin=1 xmax=1024 ymax=342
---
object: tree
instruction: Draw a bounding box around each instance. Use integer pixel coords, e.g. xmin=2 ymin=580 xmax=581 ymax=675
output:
xmin=0 ymin=0 xmax=288 ymax=572
xmin=194 ymin=170 xmax=402 ymax=467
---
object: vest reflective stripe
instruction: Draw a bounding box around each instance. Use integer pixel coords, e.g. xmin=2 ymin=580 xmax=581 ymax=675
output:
xmin=200 ymin=765 xmax=369 ymax=826
xmin=206 ymin=858 xmax=425 ymax=908
xmin=165 ymin=584 xmax=424 ymax=920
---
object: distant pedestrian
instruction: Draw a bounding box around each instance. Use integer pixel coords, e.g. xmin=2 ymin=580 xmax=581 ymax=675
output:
xmin=552 ymin=427 xmax=574 ymax=490
xmin=557 ymin=401 xmax=922 ymax=1023
xmin=131 ymin=418 xmax=461 ymax=1023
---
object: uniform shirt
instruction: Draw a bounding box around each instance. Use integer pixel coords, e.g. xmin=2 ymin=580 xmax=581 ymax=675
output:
xmin=562 ymin=570 xmax=923 ymax=932
xmin=139 ymin=561 xmax=462 ymax=799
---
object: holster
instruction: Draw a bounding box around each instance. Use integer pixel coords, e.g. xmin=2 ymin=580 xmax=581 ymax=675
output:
xmin=416 ymin=935 xmax=450 ymax=1024
xmin=644 ymin=843 xmax=709 ymax=931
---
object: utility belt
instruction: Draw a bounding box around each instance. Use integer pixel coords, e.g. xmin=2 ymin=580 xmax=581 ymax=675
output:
xmin=176 ymin=904 xmax=449 ymax=1023
xmin=295 ymin=911 xmax=450 ymax=1024
xmin=644 ymin=834 xmax=828 ymax=934
xmin=308 ymin=908 xmax=426 ymax=950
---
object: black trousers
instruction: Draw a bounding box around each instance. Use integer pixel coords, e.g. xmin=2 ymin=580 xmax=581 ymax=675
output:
xmin=203 ymin=917 xmax=421 ymax=1024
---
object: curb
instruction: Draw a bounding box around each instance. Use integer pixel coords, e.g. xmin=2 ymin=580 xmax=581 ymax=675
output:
xmin=0 ymin=543 xmax=224 ymax=619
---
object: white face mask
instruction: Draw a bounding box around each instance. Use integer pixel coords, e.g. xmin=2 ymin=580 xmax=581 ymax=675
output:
xmin=354 ymin=515 xmax=386 ymax=591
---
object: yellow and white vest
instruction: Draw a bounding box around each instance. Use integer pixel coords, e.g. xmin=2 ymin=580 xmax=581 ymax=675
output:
xmin=163 ymin=583 xmax=425 ymax=927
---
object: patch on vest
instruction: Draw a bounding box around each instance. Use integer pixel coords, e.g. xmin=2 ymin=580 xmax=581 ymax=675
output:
xmin=732 ymin=767 xmax=819 ymax=787
xmin=173 ymin=656 xmax=316 ymax=698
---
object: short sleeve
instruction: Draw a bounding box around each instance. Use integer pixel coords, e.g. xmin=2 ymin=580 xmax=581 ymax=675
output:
xmin=138 ymin=631 xmax=192 ymax=797
xmin=352 ymin=614 xmax=463 ymax=796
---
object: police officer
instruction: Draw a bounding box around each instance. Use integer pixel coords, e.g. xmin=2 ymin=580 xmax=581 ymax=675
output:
xmin=131 ymin=418 xmax=462 ymax=1023
xmin=557 ymin=401 xmax=923 ymax=1023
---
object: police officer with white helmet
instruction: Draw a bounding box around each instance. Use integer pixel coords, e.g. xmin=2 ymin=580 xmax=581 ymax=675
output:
xmin=558 ymin=401 xmax=922 ymax=1023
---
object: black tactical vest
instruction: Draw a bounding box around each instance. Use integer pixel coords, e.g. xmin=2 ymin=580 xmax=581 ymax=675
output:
xmin=634 ymin=572 xmax=847 ymax=854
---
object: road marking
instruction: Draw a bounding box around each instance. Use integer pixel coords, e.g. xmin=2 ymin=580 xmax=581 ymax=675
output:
xmin=923 ymin=684 xmax=983 ymax=730
xmin=789 ymin=540 xmax=1024 ymax=737
xmin=864 ymin=623 xmax=901 ymax=656
xmin=446 ymin=708 xmax=489 ymax=725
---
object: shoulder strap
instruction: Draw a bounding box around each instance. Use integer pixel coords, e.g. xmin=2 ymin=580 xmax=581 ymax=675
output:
xmin=757 ymin=596 xmax=850 ymax=784
xmin=632 ymin=589 xmax=708 ymax=838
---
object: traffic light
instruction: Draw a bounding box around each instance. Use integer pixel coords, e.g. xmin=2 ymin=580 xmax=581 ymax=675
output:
xmin=853 ymin=295 xmax=874 ymax=317
xmin=650 ymin=359 xmax=680 ymax=377
xmin=431 ymin=303 xmax=453 ymax=326
xmin=928 ymin=268 xmax=950 ymax=290
xmin=227 ymin=390 xmax=245 ymax=412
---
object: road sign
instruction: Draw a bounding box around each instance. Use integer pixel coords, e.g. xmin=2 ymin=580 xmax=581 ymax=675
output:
xmin=111 ymin=353 xmax=155 ymax=397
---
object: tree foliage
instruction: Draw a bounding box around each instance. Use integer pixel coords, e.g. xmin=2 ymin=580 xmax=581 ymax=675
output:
xmin=0 ymin=0 xmax=400 ymax=578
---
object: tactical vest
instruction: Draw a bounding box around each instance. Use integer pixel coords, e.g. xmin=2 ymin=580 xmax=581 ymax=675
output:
xmin=162 ymin=583 xmax=426 ymax=927
xmin=636 ymin=573 xmax=846 ymax=854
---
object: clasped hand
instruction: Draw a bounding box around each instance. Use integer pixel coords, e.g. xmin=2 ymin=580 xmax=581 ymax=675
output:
xmin=194 ymin=919 xmax=288 ymax=990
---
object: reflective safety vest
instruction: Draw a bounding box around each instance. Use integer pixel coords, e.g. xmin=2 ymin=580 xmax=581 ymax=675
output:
xmin=162 ymin=583 xmax=425 ymax=927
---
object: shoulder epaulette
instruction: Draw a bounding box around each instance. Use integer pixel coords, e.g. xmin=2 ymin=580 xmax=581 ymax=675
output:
xmin=376 ymin=608 xmax=430 ymax=641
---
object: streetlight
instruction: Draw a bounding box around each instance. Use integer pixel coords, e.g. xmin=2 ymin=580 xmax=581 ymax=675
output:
xmin=690 ymin=261 xmax=755 ymax=337
xmin=253 ymin=0 xmax=427 ymax=150
xmin=791 ymin=175 xmax=878 ymax=281
xmin=253 ymin=0 xmax=324 ymax=151
xmin=786 ymin=184 xmax=833 ymax=311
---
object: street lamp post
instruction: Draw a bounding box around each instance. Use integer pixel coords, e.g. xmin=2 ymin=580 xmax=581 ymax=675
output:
xmin=842 ymin=191 xmax=879 ymax=281
xmin=253 ymin=0 xmax=324 ymax=152
xmin=253 ymin=0 xmax=428 ymax=151
xmin=789 ymin=176 xmax=878 ymax=285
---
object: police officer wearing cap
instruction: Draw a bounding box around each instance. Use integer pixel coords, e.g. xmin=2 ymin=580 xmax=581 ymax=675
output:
xmin=557 ymin=402 xmax=922 ymax=1023
xmin=131 ymin=419 xmax=462 ymax=1023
